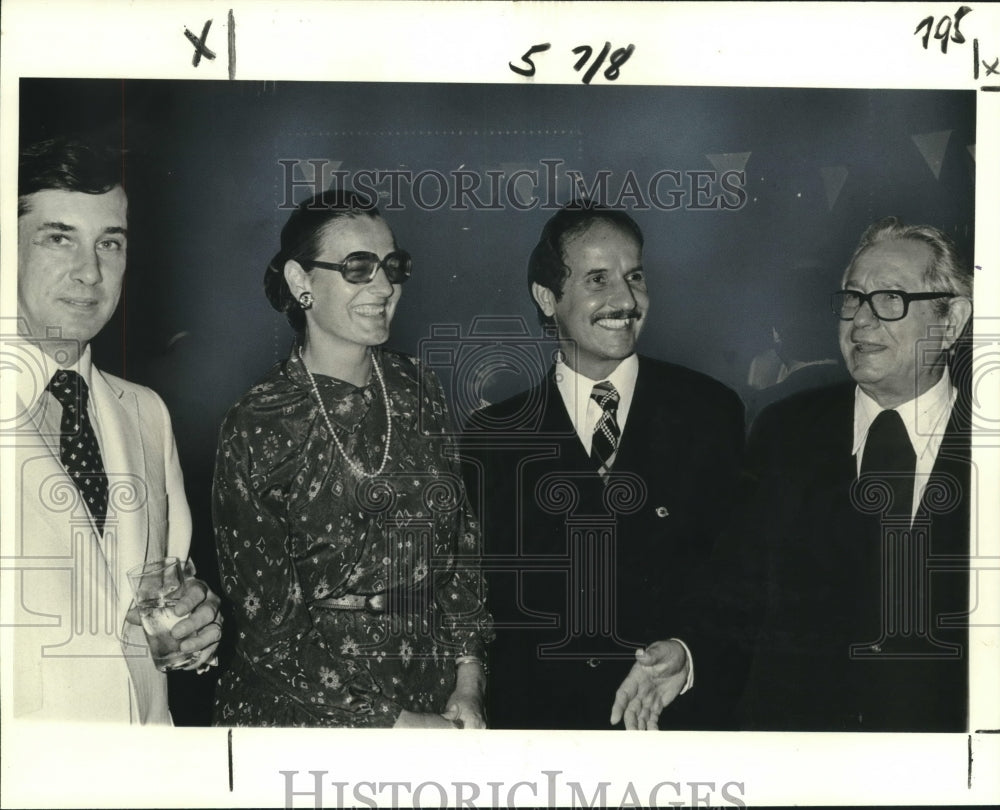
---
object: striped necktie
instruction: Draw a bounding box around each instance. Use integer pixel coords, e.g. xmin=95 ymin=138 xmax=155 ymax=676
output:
xmin=590 ymin=381 xmax=621 ymax=480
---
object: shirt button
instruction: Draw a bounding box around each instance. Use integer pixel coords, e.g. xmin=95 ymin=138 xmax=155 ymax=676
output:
xmin=586 ymin=658 xmax=601 ymax=668
xmin=655 ymin=506 xmax=669 ymax=518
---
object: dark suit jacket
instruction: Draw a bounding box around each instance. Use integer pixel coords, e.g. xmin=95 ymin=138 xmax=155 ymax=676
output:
xmin=462 ymin=355 xmax=744 ymax=730
xmin=731 ymin=382 xmax=970 ymax=731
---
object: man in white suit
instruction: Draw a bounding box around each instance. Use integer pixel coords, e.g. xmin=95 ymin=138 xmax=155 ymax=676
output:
xmin=7 ymin=137 xmax=222 ymax=724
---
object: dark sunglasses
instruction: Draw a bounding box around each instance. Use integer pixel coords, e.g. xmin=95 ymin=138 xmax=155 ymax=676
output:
xmin=302 ymin=250 xmax=412 ymax=284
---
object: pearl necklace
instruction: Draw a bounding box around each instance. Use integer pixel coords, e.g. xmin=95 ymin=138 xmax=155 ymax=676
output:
xmin=299 ymin=347 xmax=392 ymax=478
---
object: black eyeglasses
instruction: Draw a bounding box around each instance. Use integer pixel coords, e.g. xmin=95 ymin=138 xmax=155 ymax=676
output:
xmin=831 ymin=289 xmax=956 ymax=322
xmin=302 ymin=250 xmax=412 ymax=284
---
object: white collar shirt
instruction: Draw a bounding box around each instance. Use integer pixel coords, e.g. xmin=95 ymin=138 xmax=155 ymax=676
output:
xmin=554 ymin=353 xmax=640 ymax=454
xmin=852 ymin=368 xmax=956 ymax=521
xmin=15 ymin=340 xmax=109 ymax=454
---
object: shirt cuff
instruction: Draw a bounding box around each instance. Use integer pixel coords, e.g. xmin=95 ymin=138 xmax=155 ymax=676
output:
xmin=669 ymin=637 xmax=694 ymax=694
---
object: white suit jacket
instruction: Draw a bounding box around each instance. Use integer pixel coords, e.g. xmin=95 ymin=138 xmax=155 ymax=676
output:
xmin=8 ymin=350 xmax=191 ymax=724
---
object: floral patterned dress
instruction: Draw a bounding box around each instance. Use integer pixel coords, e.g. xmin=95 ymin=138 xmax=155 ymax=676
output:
xmin=212 ymin=348 xmax=492 ymax=727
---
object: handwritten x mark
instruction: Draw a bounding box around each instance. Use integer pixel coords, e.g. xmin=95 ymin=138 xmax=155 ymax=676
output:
xmin=184 ymin=19 xmax=216 ymax=67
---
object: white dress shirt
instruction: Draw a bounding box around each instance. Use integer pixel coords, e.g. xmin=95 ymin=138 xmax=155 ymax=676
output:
xmin=853 ymin=368 xmax=957 ymax=522
xmin=16 ymin=341 xmax=109 ymax=454
xmin=14 ymin=341 xmax=138 ymax=517
xmin=554 ymin=353 xmax=639 ymax=453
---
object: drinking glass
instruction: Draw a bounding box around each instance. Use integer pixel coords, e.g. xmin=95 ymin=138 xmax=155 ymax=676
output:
xmin=126 ymin=557 xmax=198 ymax=671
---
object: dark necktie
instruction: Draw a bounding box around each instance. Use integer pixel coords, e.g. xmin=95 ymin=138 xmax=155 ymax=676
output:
xmin=47 ymin=370 xmax=109 ymax=534
xmin=860 ymin=408 xmax=915 ymax=518
xmin=590 ymin=381 xmax=621 ymax=479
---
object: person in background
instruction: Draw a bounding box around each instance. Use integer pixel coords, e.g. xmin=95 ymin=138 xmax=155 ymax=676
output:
xmin=745 ymin=261 xmax=846 ymax=425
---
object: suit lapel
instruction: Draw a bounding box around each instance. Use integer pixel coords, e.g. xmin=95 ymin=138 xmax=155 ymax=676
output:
xmin=538 ymin=372 xmax=592 ymax=468
xmin=14 ymin=385 xmax=104 ymax=541
xmin=615 ymin=360 xmax=645 ymax=469
xmin=829 ymin=388 xmax=858 ymax=489
xmin=91 ymin=370 xmax=152 ymax=606
xmin=15 ymin=387 xmax=62 ymax=462
xmin=616 ymin=356 xmax=675 ymax=472
xmin=91 ymin=370 xmax=170 ymax=723
xmin=813 ymin=388 xmax=859 ymax=533
xmin=916 ymin=391 xmax=970 ymax=551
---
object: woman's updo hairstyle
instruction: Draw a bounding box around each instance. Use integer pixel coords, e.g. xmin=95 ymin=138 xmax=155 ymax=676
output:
xmin=263 ymin=188 xmax=380 ymax=333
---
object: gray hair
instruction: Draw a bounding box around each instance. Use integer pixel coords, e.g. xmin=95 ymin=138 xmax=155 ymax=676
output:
xmin=846 ymin=216 xmax=972 ymax=316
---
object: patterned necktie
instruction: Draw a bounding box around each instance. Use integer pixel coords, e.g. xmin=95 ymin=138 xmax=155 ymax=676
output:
xmin=590 ymin=381 xmax=621 ymax=479
xmin=47 ymin=370 xmax=109 ymax=535
xmin=860 ymin=408 xmax=915 ymax=518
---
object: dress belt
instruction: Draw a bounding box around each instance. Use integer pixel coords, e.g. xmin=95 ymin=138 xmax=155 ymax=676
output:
xmin=310 ymin=586 xmax=434 ymax=615
xmin=311 ymin=593 xmax=387 ymax=612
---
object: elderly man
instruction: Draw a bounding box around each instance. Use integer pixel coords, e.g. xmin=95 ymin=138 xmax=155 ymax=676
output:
xmin=8 ymin=137 xmax=222 ymax=724
xmin=463 ymin=201 xmax=744 ymax=730
xmin=679 ymin=217 xmax=973 ymax=731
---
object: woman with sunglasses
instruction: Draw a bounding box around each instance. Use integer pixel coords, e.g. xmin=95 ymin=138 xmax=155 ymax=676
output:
xmin=212 ymin=190 xmax=491 ymax=728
